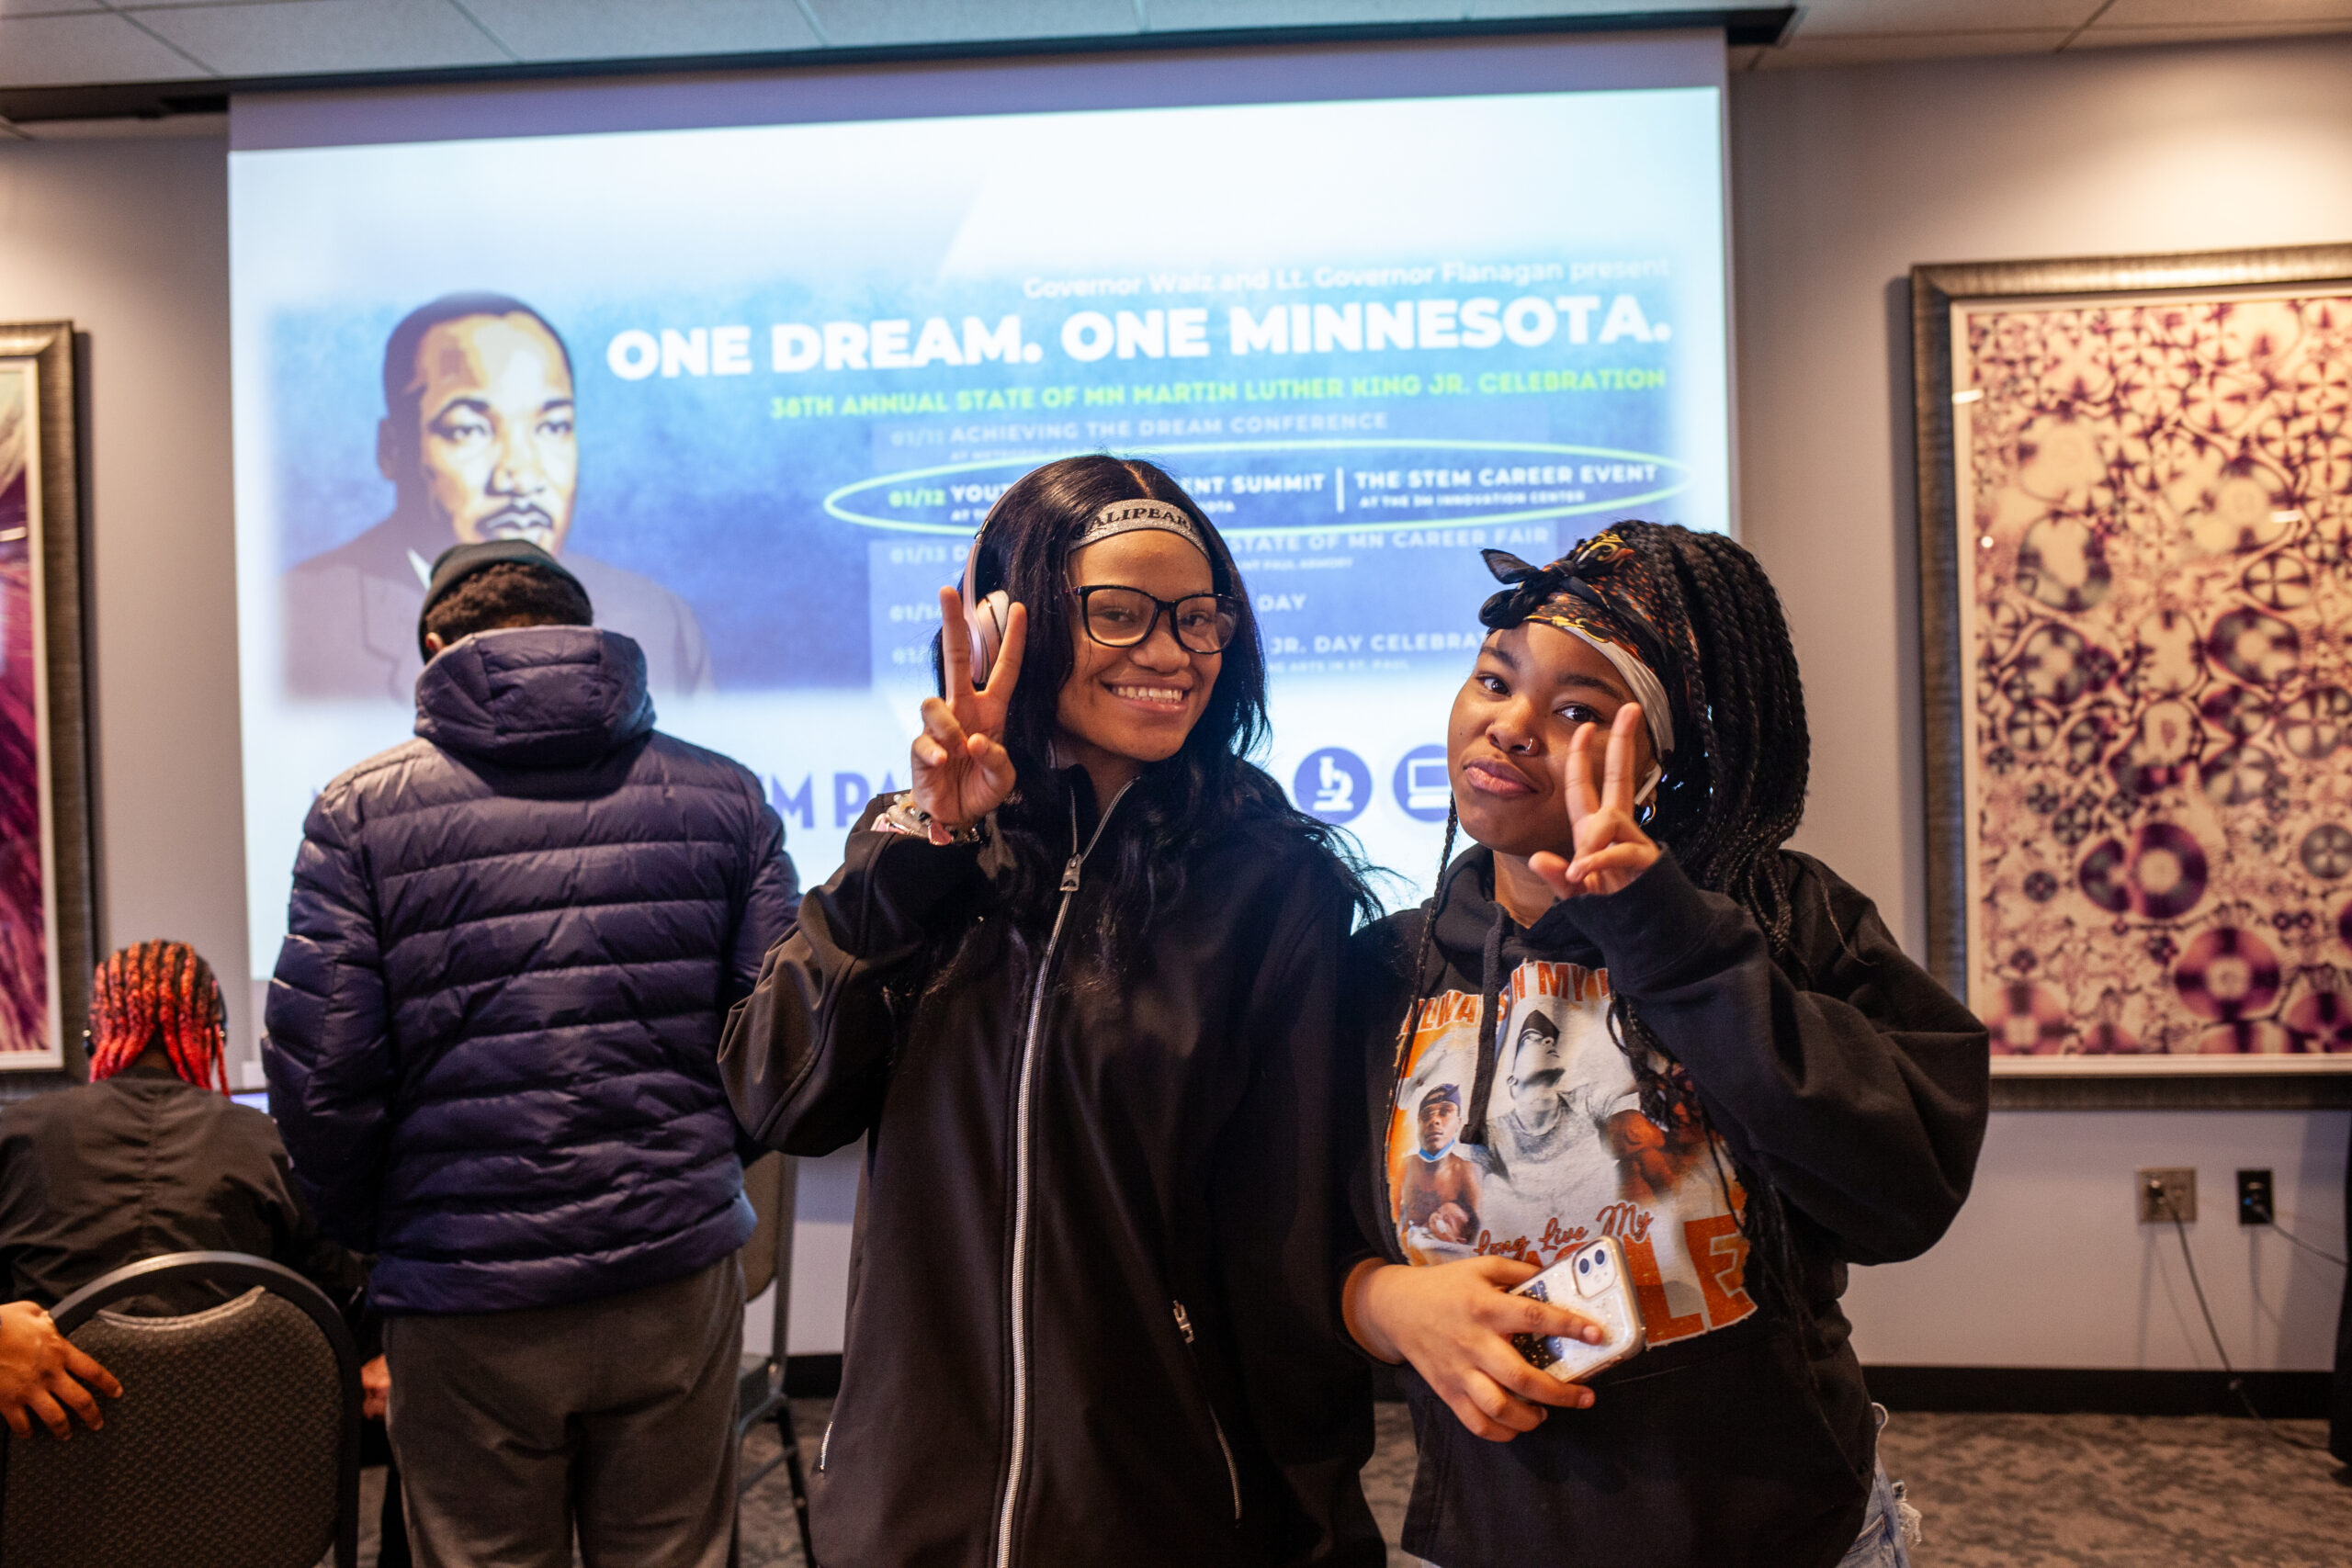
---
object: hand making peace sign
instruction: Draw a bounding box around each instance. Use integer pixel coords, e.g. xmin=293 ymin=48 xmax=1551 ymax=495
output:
xmin=910 ymin=585 xmax=1030 ymax=841
xmin=1529 ymin=703 xmax=1661 ymax=900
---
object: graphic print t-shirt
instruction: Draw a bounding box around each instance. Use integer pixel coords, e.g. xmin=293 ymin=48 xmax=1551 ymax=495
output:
xmin=1387 ymin=959 xmax=1757 ymax=1348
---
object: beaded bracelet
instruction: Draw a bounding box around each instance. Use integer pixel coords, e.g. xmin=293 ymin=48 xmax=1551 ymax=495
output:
xmin=874 ymin=790 xmax=986 ymax=845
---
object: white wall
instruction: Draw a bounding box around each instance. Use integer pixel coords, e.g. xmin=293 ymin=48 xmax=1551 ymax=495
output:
xmin=6 ymin=33 xmax=2348 ymax=1369
xmin=0 ymin=129 xmax=252 ymax=1061
xmin=1731 ymin=37 xmax=2352 ymax=1370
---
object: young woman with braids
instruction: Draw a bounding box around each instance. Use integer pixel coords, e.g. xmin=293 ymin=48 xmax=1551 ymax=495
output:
xmin=722 ymin=456 xmax=1386 ymax=1568
xmin=1339 ymin=525 xmax=1990 ymax=1568
xmin=0 ymin=941 xmax=370 ymax=1326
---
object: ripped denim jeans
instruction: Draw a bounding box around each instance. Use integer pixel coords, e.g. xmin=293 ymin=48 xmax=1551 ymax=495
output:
xmin=1835 ymin=1405 xmax=1924 ymax=1568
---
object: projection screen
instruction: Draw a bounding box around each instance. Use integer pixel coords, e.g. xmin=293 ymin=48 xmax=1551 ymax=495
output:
xmin=230 ymin=33 xmax=1733 ymax=1023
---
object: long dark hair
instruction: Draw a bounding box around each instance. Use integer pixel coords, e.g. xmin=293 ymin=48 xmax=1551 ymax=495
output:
xmin=933 ymin=455 xmax=1377 ymax=989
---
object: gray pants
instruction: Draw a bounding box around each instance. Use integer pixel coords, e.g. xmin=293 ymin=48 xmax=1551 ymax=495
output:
xmin=384 ymin=1257 xmax=743 ymax=1568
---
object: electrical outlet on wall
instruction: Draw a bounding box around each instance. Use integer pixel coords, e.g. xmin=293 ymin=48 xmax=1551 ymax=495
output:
xmin=2237 ymin=1169 xmax=2275 ymax=1225
xmin=2137 ymin=1167 xmax=2197 ymax=1224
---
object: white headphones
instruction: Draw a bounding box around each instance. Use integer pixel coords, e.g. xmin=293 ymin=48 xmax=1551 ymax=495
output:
xmin=958 ymin=499 xmax=1013 ymax=690
xmin=956 ymin=491 xmax=1212 ymax=688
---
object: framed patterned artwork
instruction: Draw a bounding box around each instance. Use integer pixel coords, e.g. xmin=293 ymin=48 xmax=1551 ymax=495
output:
xmin=0 ymin=322 xmax=95 ymax=1080
xmin=1914 ymin=247 xmax=2352 ymax=1108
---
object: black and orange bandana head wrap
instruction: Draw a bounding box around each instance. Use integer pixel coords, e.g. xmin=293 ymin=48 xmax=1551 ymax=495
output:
xmin=1476 ymin=530 xmax=1694 ymax=762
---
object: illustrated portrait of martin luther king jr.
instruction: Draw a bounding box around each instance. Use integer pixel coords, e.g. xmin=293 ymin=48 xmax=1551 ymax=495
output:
xmin=281 ymin=292 xmax=715 ymax=701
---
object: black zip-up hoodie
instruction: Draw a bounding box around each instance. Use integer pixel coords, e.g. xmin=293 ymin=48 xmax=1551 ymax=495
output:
xmin=1345 ymin=846 xmax=1989 ymax=1568
xmin=721 ymin=773 xmax=1384 ymax=1568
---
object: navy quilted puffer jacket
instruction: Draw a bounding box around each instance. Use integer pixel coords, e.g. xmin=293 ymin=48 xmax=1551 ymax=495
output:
xmin=263 ymin=625 xmax=797 ymax=1314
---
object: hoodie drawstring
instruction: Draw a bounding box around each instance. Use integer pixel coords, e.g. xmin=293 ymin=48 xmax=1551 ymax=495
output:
xmin=1460 ymin=910 xmax=1509 ymax=1146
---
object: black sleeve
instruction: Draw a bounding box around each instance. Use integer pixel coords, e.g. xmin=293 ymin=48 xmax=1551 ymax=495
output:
xmin=246 ymin=1117 xmax=374 ymax=1349
xmin=1566 ymin=852 xmax=1991 ymax=1265
xmin=724 ymin=783 xmax=802 ymax=1167
xmin=718 ymin=820 xmax=988 ymax=1156
xmin=0 ymin=1115 xmax=31 ymax=1303
xmin=1338 ymin=915 xmax=1419 ymax=1270
xmin=1212 ymin=872 xmax=1384 ymax=1568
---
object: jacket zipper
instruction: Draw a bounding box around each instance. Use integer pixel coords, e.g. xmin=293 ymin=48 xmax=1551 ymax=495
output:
xmin=993 ymin=783 xmax=1132 ymax=1568
xmin=1172 ymin=1300 xmax=1243 ymax=1522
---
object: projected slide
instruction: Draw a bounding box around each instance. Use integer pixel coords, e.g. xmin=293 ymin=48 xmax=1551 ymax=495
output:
xmin=232 ymin=85 xmax=1727 ymax=969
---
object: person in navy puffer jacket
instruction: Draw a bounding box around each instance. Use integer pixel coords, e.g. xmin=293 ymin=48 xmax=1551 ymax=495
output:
xmin=265 ymin=539 xmax=797 ymax=1568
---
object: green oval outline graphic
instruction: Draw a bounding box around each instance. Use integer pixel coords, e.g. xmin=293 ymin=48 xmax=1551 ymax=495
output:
xmin=821 ymin=437 xmax=1690 ymax=537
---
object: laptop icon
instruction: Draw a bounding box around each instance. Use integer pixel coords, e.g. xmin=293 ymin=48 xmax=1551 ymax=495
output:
xmin=1405 ymin=756 xmax=1449 ymax=813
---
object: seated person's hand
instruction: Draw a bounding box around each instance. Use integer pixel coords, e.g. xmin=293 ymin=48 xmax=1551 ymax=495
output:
xmin=0 ymin=1299 xmax=123 ymax=1439
xmin=361 ymin=1354 xmax=390 ymax=1421
xmin=1341 ymin=1258 xmax=1603 ymax=1443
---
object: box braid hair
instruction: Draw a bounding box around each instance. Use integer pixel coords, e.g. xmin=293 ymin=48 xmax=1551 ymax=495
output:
xmin=1615 ymin=522 xmax=1811 ymax=971
xmin=86 ymin=940 xmax=229 ymax=1094
xmin=1392 ymin=521 xmax=1815 ymax=1318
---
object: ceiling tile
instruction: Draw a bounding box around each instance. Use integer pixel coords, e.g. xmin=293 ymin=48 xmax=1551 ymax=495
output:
xmin=1451 ymin=0 xmax=1728 ymax=14
xmin=0 ymin=12 xmax=208 ymax=85
xmin=1758 ymin=28 xmax=2073 ymax=66
xmin=1146 ymin=0 xmax=1493 ymax=26
xmin=129 ymin=0 xmax=510 ymax=74
xmin=1794 ymin=0 xmax=2101 ymax=33
xmin=801 ymin=0 xmax=1140 ymax=47
xmin=0 ymin=0 xmax=105 ymax=17
xmin=460 ymin=0 xmax=820 ymax=62
xmin=1144 ymin=0 xmax=1732 ymax=26
xmin=2074 ymin=19 xmax=2352 ymax=45
xmin=2098 ymin=0 xmax=2352 ymax=22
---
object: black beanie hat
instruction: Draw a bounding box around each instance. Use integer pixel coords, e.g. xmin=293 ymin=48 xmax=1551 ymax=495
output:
xmin=416 ymin=539 xmax=591 ymax=660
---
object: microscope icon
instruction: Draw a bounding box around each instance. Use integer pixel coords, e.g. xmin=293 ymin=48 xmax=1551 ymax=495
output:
xmin=1294 ymin=747 xmax=1370 ymax=824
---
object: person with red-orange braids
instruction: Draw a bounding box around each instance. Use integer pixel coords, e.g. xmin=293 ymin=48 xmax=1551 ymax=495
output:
xmin=1 ymin=942 xmax=401 ymax=1551
xmin=84 ymin=938 xmax=230 ymax=1091
xmin=0 ymin=941 xmax=368 ymax=1320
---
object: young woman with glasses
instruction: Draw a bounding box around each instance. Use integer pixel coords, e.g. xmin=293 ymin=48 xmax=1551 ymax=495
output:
xmin=722 ymin=456 xmax=1386 ymax=1568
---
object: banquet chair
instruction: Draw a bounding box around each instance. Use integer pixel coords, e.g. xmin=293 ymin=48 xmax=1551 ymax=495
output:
xmin=0 ymin=1250 xmax=360 ymax=1568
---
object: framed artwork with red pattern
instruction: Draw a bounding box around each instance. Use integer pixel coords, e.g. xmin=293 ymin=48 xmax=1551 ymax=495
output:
xmin=1914 ymin=247 xmax=2352 ymax=1107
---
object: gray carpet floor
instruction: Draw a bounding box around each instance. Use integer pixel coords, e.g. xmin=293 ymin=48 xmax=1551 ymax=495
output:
xmin=1874 ymin=1411 xmax=2348 ymax=1568
xmin=355 ymin=1399 xmax=2352 ymax=1567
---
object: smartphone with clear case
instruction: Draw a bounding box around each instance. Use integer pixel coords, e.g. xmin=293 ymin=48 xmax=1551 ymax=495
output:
xmin=1508 ymin=1236 xmax=1646 ymax=1382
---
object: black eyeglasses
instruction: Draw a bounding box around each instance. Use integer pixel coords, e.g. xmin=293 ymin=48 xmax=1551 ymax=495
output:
xmin=1071 ymin=584 xmax=1240 ymax=654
